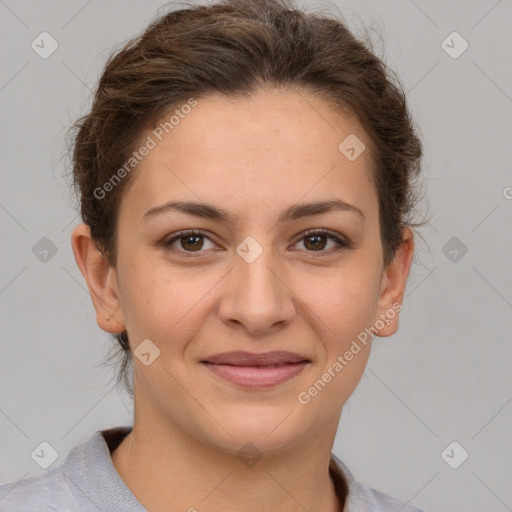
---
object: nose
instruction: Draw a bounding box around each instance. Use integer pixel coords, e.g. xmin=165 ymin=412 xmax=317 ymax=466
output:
xmin=217 ymin=246 xmax=296 ymax=336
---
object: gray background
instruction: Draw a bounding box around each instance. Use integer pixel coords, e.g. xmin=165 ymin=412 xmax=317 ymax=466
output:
xmin=1 ymin=0 xmax=511 ymax=511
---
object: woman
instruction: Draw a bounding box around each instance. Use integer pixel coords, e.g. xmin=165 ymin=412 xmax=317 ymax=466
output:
xmin=0 ymin=0 xmax=425 ymax=510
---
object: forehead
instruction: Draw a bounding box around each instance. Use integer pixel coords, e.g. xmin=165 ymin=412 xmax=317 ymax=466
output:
xmin=120 ymin=88 xmax=378 ymax=225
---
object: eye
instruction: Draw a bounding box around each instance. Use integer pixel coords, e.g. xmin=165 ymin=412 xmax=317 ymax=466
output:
xmin=162 ymin=229 xmax=217 ymax=257
xmin=292 ymin=228 xmax=350 ymax=256
xmin=161 ymin=228 xmax=351 ymax=258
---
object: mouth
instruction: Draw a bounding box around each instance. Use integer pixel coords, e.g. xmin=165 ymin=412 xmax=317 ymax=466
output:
xmin=200 ymin=351 xmax=311 ymax=388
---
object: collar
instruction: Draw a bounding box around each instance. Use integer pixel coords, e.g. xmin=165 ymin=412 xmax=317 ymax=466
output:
xmin=64 ymin=425 xmax=369 ymax=511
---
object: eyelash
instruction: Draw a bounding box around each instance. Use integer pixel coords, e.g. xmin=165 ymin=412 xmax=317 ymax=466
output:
xmin=161 ymin=228 xmax=351 ymax=258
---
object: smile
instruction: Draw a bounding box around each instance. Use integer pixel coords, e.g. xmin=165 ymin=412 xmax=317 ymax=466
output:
xmin=201 ymin=361 xmax=310 ymax=388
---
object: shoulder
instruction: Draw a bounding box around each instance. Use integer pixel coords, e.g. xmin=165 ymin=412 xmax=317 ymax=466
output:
xmin=0 ymin=426 xmax=135 ymax=512
xmin=0 ymin=467 xmax=80 ymax=512
xmin=356 ymin=482 xmax=425 ymax=512
xmin=330 ymin=453 xmax=425 ymax=512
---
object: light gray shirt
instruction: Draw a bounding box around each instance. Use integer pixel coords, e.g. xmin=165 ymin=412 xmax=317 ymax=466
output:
xmin=0 ymin=425 xmax=424 ymax=511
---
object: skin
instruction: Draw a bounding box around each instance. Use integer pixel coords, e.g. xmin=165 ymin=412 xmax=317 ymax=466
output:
xmin=71 ymin=87 xmax=414 ymax=512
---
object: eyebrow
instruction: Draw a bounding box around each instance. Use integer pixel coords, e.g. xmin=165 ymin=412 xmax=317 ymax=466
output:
xmin=142 ymin=199 xmax=365 ymax=224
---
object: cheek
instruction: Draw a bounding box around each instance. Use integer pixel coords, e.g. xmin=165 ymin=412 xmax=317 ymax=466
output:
xmin=302 ymin=273 xmax=378 ymax=406
xmin=118 ymin=257 xmax=214 ymax=345
xmin=118 ymin=240 xmax=382 ymax=352
xmin=300 ymin=263 xmax=381 ymax=337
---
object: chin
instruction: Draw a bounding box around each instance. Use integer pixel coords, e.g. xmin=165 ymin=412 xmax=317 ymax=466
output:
xmin=200 ymin=407 xmax=311 ymax=457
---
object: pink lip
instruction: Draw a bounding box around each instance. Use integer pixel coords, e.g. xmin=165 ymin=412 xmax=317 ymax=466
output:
xmin=201 ymin=351 xmax=311 ymax=388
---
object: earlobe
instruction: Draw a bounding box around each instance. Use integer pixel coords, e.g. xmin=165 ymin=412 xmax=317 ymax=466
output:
xmin=70 ymin=223 xmax=126 ymax=334
xmin=375 ymin=228 xmax=415 ymax=337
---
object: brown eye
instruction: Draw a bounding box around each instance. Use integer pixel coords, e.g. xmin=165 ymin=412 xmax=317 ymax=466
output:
xmin=163 ymin=229 xmax=216 ymax=256
xmin=293 ymin=229 xmax=350 ymax=255
xmin=179 ymin=234 xmax=204 ymax=251
xmin=161 ymin=228 xmax=350 ymax=259
xmin=303 ymin=233 xmax=328 ymax=251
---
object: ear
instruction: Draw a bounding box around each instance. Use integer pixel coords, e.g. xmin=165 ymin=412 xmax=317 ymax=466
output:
xmin=71 ymin=223 xmax=126 ymax=334
xmin=374 ymin=227 xmax=414 ymax=337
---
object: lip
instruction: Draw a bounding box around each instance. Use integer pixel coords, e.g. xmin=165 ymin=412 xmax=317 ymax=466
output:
xmin=202 ymin=350 xmax=310 ymax=366
xmin=201 ymin=351 xmax=311 ymax=388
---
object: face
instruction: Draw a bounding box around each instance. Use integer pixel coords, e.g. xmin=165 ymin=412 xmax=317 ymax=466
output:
xmin=73 ymin=87 xmax=413 ymax=456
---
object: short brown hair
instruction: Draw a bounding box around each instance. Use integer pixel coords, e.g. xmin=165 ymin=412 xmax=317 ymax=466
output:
xmin=68 ymin=0 xmax=424 ymax=397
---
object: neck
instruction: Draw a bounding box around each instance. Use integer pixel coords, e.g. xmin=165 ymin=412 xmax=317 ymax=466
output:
xmin=111 ymin=417 xmax=345 ymax=512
